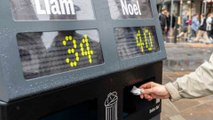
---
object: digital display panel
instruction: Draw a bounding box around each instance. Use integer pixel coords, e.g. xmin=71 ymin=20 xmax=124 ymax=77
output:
xmin=115 ymin=27 xmax=159 ymax=59
xmin=107 ymin=0 xmax=152 ymax=19
xmin=10 ymin=0 xmax=95 ymax=20
xmin=17 ymin=30 xmax=104 ymax=80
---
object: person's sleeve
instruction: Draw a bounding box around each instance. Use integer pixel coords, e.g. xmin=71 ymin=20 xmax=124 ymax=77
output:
xmin=165 ymin=53 xmax=213 ymax=101
xmin=196 ymin=20 xmax=200 ymax=30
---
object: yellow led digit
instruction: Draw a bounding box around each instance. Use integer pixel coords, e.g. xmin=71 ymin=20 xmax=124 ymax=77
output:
xmin=62 ymin=35 xmax=79 ymax=68
xmin=80 ymin=35 xmax=94 ymax=64
xmin=135 ymin=30 xmax=144 ymax=53
xmin=143 ymin=28 xmax=154 ymax=51
xmin=148 ymin=31 xmax=154 ymax=50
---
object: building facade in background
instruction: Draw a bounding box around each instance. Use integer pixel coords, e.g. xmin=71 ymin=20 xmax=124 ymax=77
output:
xmin=157 ymin=0 xmax=213 ymax=18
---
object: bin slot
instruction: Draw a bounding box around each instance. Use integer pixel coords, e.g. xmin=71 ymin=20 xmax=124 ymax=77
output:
xmin=123 ymin=78 xmax=156 ymax=119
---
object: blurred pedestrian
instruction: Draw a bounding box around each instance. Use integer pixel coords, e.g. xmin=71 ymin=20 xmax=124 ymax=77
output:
xmin=165 ymin=11 xmax=177 ymax=42
xmin=159 ymin=7 xmax=168 ymax=35
xmin=166 ymin=12 xmax=177 ymax=36
xmin=139 ymin=53 xmax=213 ymax=101
xmin=177 ymin=12 xmax=189 ymax=41
xmin=206 ymin=12 xmax=213 ymax=42
xmin=194 ymin=14 xmax=208 ymax=42
xmin=190 ymin=14 xmax=200 ymax=38
xmin=166 ymin=11 xmax=170 ymax=34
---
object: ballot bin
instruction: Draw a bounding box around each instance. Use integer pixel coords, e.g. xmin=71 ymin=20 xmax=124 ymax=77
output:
xmin=0 ymin=0 xmax=166 ymax=120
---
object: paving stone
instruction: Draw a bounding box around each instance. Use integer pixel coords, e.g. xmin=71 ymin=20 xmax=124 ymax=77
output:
xmin=196 ymin=95 xmax=213 ymax=104
xmin=172 ymin=99 xmax=200 ymax=111
xmin=161 ymin=100 xmax=180 ymax=116
xmin=168 ymin=115 xmax=185 ymax=120
xmin=180 ymin=103 xmax=213 ymax=120
xmin=181 ymin=116 xmax=213 ymax=120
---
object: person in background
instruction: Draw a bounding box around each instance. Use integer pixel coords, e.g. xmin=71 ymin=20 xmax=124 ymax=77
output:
xmin=139 ymin=53 xmax=213 ymax=101
xmin=206 ymin=12 xmax=213 ymax=42
xmin=177 ymin=12 xmax=189 ymax=41
xmin=170 ymin=13 xmax=177 ymax=31
xmin=166 ymin=11 xmax=171 ymax=35
xmin=190 ymin=14 xmax=200 ymax=39
xmin=159 ymin=7 xmax=168 ymax=36
xmin=194 ymin=14 xmax=208 ymax=42
xmin=166 ymin=11 xmax=177 ymax=42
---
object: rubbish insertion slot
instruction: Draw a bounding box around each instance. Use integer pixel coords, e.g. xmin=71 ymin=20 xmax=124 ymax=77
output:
xmin=123 ymin=78 xmax=156 ymax=119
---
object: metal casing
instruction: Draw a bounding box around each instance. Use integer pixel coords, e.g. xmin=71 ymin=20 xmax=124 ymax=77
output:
xmin=0 ymin=0 xmax=166 ymax=102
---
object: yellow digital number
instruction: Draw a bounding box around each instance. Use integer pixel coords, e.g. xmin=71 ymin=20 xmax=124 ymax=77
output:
xmin=80 ymin=35 xmax=94 ymax=63
xmin=135 ymin=30 xmax=144 ymax=53
xmin=135 ymin=28 xmax=154 ymax=53
xmin=62 ymin=35 xmax=79 ymax=67
xmin=62 ymin=34 xmax=94 ymax=68
xmin=143 ymin=28 xmax=154 ymax=51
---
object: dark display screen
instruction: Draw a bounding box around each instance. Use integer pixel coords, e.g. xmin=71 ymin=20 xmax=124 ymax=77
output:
xmin=107 ymin=0 xmax=152 ymax=19
xmin=17 ymin=30 xmax=104 ymax=80
xmin=115 ymin=27 xmax=159 ymax=59
xmin=10 ymin=0 xmax=95 ymax=20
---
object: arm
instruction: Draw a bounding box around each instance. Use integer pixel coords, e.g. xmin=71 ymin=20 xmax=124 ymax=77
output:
xmin=140 ymin=53 xmax=213 ymax=101
xmin=165 ymin=53 xmax=213 ymax=101
xmin=196 ymin=19 xmax=200 ymax=30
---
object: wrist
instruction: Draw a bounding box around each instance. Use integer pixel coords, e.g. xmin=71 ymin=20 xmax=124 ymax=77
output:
xmin=165 ymin=82 xmax=182 ymax=101
xmin=163 ymin=86 xmax=170 ymax=99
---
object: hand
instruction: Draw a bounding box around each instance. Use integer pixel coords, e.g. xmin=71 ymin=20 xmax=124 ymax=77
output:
xmin=139 ymin=82 xmax=170 ymax=101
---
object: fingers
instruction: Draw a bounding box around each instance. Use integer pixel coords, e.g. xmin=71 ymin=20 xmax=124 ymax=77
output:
xmin=139 ymin=82 xmax=154 ymax=89
xmin=139 ymin=82 xmax=158 ymax=95
xmin=140 ymin=82 xmax=160 ymax=89
xmin=143 ymin=88 xmax=153 ymax=94
xmin=139 ymin=82 xmax=164 ymax=101
xmin=140 ymin=94 xmax=155 ymax=101
xmin=145 ymin=94 xmax=155 ymax=100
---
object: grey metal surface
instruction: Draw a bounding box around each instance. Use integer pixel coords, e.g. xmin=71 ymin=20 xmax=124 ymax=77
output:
xmin=0 ymin=0 xmax=166 ymax=101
